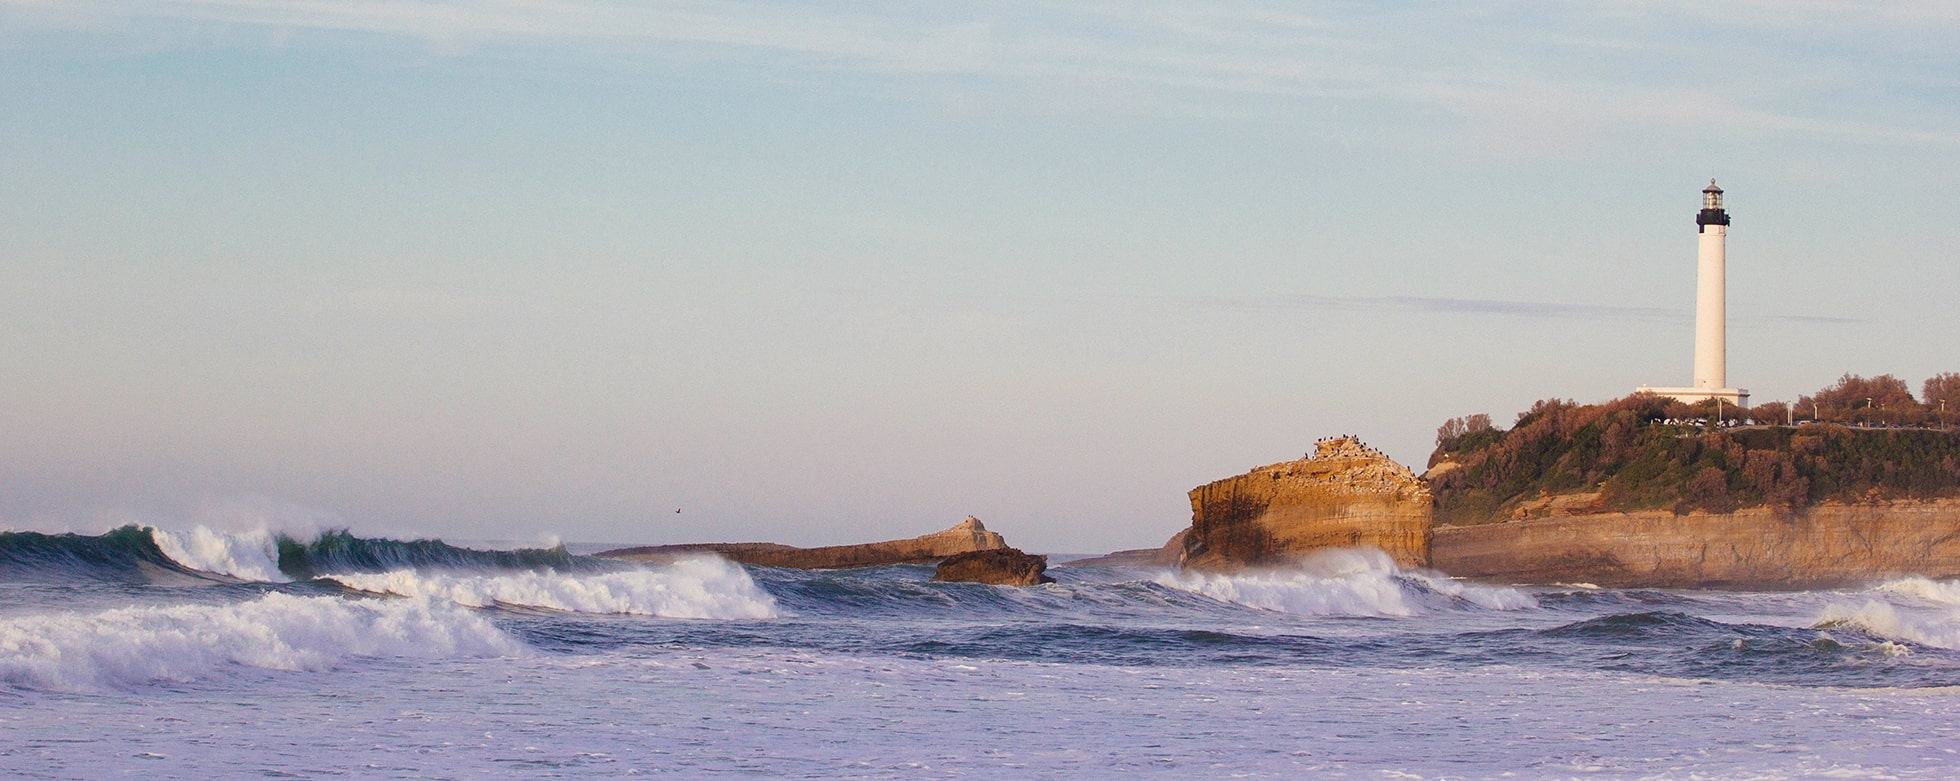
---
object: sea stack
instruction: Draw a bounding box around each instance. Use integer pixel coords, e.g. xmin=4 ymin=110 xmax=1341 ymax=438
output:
xmin=1178 ymin=436 xmax=1432 ymax=572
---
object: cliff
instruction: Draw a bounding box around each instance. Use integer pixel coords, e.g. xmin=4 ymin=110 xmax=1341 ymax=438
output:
xmin=596 ymin=517 xmax=1007 ymax=569
xmin=1181 ymin=437 xmax=1431 ymax=572
xmin=1415 ymin=394 xmax=1960 ymax=587
xmin=1429 ymin=396 xmax=1960 ymax=526
xmin=1156 ymin=426 xmax=1960 ymax=588
xmin=1432 ymin=499 xmax=1960 ymax=588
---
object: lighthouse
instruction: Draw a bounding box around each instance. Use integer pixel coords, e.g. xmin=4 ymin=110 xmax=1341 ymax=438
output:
xmin=1693 ymin=180 xmax=1730 ymax=391
xmin=1637 ymin=180 xmax=1749 ymax=407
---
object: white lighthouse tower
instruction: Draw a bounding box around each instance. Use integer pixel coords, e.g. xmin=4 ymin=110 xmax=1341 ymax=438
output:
xmin=1638 ymin=180 xmax=1749 ymax=407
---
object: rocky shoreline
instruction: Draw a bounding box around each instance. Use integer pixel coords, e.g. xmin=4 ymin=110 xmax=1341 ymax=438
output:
xmin=1431 ymin=500 xmax=1960 ymax=588
xmin=1127 ymin=435 xmax=1960 ymax=589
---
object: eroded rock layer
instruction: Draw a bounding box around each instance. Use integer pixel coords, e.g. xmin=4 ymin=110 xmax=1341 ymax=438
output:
xmin=1431 ymin=499 xmax=1960 ymax=589
xmin=1181 ymin=437 xmax=1431 ymax=572
xmin=596 ymin=517 xmax=1006 ymax=569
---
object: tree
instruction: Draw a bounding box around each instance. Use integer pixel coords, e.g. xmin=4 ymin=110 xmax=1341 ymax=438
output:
xmin=1798 ymin=373 xmax=1920 ymax=425
xmin=1749 ymin=401 xmax=1790 ymax=426
xmin=1926 ymin=373 xmax=1960 ymax=426
xmin=1436 ymin=413 xmax=1495 ymax=449
xmin=1683 ymin=466 xmax=1735 ymax=514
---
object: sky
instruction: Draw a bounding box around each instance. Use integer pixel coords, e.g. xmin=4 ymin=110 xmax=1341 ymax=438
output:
xmin=2 ymin=1 xmax=1956 ymax=552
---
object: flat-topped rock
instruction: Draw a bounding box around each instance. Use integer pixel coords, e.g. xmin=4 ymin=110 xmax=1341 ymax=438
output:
xmin=596 ymin=517 xmax=1007 ymax=570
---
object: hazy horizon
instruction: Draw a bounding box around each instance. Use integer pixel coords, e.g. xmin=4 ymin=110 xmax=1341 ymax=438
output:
xmin=3 ymin=1 xmax=1956 ymax=552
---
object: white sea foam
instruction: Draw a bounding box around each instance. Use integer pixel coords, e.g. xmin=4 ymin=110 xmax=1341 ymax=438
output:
xmin=1870 ymin=577 xmax=1960 ymax=607
xmin=325 ymin=558 xmax=780 ymax=619
xmin=1403 ymin=569 xmax=1539 ymax=610
xmin=1816 ymin=599 xmax=1960 ymax=650
xmin=0 ymin=592 xmax=521 ymax=691
xmin=150 ymin=526 xmax=289 ymax=583
xmin=1155 ymin=548 xmax=1535 ymax=617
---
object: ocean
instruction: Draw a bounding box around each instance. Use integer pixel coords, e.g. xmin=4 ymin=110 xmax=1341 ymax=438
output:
xmin=3 ymin=527 xmax=1958 ymax=779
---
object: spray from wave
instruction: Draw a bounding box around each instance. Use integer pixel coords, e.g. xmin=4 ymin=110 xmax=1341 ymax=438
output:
xmin=1816 ymin=578 xmax=1960 ymax=650
xmin=1154 ymin=548 xmax=1535 ymax=617
xmin=1871 ymin=577 xmax=1960 ymax=608
xmin=326 ymin=557 xmax=780 ymax=619
xmin=0 ymin=592 xmax=522 ymax=692
xmin=149 ymin=527 xmax=288 ymax=583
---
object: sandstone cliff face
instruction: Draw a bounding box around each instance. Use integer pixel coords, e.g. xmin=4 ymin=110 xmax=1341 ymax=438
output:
xmin=596 ymin=517 xmax=1007 ymax=569
xmin=1431 ymin=499 xmax=1960 ymax=589
xmin=1182 ymin=437 xmax=1431 ymax=572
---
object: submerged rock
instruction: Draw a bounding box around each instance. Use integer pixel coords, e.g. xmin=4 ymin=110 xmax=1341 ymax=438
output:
xmin=596 ymin=516 xmax=1007 ymax=570
xmin=931 ymin=547 xmax=1054 ymax=586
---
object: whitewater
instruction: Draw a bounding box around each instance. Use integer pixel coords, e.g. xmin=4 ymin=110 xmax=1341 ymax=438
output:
xmin=4 ymin=527 xmax=1959 ymax=779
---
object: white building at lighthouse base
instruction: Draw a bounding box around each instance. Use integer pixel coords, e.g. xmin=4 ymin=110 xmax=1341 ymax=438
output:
xmin=1634 ymin=385 xmax=1749 ymax=407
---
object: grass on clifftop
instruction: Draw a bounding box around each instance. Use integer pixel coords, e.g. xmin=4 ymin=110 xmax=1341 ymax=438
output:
xmin=1426 ymin=394 xmax=1960 ymax=526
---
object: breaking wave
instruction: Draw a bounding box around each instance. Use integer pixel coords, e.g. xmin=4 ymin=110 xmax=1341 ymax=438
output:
xmin=325 ymin=558 xmax=781 ymax=619
xmin=0 ymin=526 xmax=608 ymax=584
xmin=0 ymin=526 xmax=204 ymax=584
xmin=1153 ymin=548 xmax=1535 ymax=617
xmin=150 ymin=527 xmax=288 ymax=583
xmin=1871 ymin=577 xmax=1960 ymax=608
xmin=1816 ymin=600 xmax=1960 ymax=651
xmin=273 ymin=530 xmax=598 ymax=580
xmin=0 ymin=592 xmax=522 ymax=692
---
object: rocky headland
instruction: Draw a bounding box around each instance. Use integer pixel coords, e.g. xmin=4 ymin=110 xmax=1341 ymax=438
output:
xmin=596 ymin=516 xmax=1006 ymax=569
xmin=1137 ymin=392 xmax=1960 ymax=588
xmin=1176 ymin=436 xmax=1431 ymax=573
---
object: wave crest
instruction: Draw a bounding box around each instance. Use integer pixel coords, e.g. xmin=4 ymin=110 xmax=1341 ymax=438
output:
xmin=1871 ymin=577 xmax=1960 ymax=607
xmin=1816 ymin=600 xmax=1960 ymax=651
xmin=1155 ymin=548 xmax=1535 ymax=617
xmin=0 ymin=592 xmax=522 ymax=692
xmin=150 ymin=527 xmax=288 ymax=583
xmin=326 ymin=557 xmax=780 ymax=619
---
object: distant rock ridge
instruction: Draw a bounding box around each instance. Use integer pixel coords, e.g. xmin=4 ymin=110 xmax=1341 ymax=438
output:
xmin=1059 ymin=529 xmax=1185 ymax=568
xmin=1178 ymin=436 xmax=1432 ymax=573
xmin=595 ymin=516 xmax=1007 ymax=570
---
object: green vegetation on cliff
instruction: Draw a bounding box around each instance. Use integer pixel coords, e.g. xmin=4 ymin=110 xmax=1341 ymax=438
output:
xmin=1427 ymin=394 xmax=1960 ymax=526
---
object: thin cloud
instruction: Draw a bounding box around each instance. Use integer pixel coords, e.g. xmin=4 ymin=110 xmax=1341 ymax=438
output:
xmin=6 ymin=0 xmax=1954 ymax=145
xmin=1761 ymin=314 xmax=1861 ymax=325
xmin=1191 ymin=294 xmax=1862 ymax=325
xmin=1192 ymin=294 xmax=1677 ymax=322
